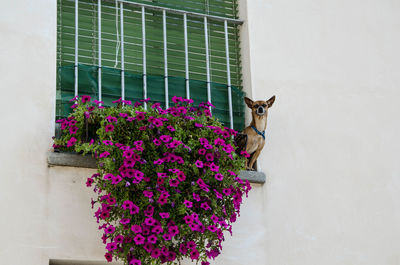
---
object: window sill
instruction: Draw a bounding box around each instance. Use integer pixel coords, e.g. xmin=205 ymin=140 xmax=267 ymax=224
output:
xmin=47 ymin=152 xmax=266 ymax=184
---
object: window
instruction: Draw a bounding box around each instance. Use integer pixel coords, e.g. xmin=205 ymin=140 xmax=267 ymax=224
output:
xmin=57 ymin=0 xmax=245 ymax=130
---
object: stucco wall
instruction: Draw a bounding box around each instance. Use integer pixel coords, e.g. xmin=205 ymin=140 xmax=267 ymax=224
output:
xmin=1 ymin=0 xmax=400 ymax=265
xmin=243 ymin=0 xmax=400 ymax=264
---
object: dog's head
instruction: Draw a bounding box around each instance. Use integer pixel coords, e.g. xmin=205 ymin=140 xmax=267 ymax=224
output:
xmin=244 ymin=96 xmax=275 ymax=117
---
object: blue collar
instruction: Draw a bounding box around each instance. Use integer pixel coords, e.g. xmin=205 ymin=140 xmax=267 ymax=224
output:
xmin=251 ymin=125 xmax=265 ymax=140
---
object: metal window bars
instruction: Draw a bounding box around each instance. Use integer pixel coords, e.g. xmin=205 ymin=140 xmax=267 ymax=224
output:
xmin=74 ymin=0 xmax=243 ymax=129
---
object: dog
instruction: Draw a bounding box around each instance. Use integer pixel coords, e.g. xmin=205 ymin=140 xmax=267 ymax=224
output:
xmin=235 ymin=96 xmax=275 ymax=170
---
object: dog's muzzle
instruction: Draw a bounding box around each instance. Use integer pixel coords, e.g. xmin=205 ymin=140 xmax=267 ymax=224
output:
xmin=256 ymin=106 xmax=265 ymax=116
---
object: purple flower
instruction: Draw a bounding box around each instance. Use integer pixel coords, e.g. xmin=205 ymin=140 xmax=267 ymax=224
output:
xmin=166 ymin=125 xmax=175 ymax=131
xmin=151 ymin=225 xmax=163 ymax=234
xmin=112 ymin=98 xmax=122 ymax=104
xmin=169 ymin=178 xmax=179 ymax=187
xmin=144 ymin=217 xmax=156 ymax=226
xmin=190 ymin=249 xmax=200 ymax=260
xmin=105 ymin=124 xmax=115 ymax=132
xmin=209 ymin=162 xmax=219 ymax=172
xmin=114 ymin=234 xmax=124 ymax=243
xmin=160 ymin=135 xmax=172 ymax=143
xmin=167 ymin=251 xmax=177 ymax=262
xmin=106 ymin=242 xmax=117 ymax=252
xmin=183 ymin=200 xmax=193 ymax=208
xmin=200 ymin=202 xmax=211 ymax=211
xmin=194 ymin=123 xmax=203 ymax=127
xmin=81 ymin=95 xmax=91 ymax=103
xmin=104 ymin=253 xmax=112 ymax=262
xmin=214 ymin=173 xmax=224 ymax=181
xmin=143 ymin=190 xmax=153 ymax=198
xmin=131 ymin=225 xmax=142 ymax=234
xmin=179 ymin=243 xmax=187 ymax=254
xmin=151 ymin=248 xmax=161 ymax=258
xmin=147 ymin=234 xmax=157 ymax=244
xmin=102 ymin=140 xmax=113 ymax=145
xmin=69 ymin=126 xmax=78 ymax=135
xmin=133 ymin=234 xmax=145 ymax=245
xmin=129 ymin=258 xmax=141 ymax=265
xmin=67 ymin=137 xmax=77 ymax=147
xmin=135 ymin=111 xmax=146 ymax=121
xmin=99 ymin=151 xmax=110 ymax=158
xmin=105 ymin=225 xmax=115 ymax=234
xmin=193 ymin=193 xmax=201 ymax=202
xmin=159 ymin=212 xmax=170 ymax=219
xmin=162 ymin=233 xmax=172 ymax=241
xmin=198 ymin=148 xmax=206 ymax=155
xmin=120 ymin=218 xmax=130 ymax=225
xmin=194 ymin=160 xmax=204 ymax=168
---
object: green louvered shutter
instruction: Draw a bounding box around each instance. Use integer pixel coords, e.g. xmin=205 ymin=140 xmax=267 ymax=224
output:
xmin=57 ymin=0 xmax=244 ymax=130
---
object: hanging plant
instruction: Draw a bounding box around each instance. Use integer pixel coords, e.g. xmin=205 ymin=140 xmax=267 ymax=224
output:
xmin=53 ymin=95 xmax=251 ymax=265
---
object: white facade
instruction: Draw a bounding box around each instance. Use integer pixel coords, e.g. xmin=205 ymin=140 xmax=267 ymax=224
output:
xmin=1 ymin=0 xmax=400 ymax=265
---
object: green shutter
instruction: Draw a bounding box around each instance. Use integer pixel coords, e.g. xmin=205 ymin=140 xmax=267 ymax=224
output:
xmin=57 ymin=0 xmax=244 ymax=131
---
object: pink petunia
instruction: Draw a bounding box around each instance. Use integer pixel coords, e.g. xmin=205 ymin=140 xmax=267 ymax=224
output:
xmin=194 ymin=160 xmax=203 ymax=168
xmin=183 ymin=200 xmax=193 ymax=208
xmin=159 ymin=212 xmax=170 ymax=219
xmin=67 ymin=137 xmax=77 ymax=147
xmin=133 ymin=234 xmax=145 ymax=245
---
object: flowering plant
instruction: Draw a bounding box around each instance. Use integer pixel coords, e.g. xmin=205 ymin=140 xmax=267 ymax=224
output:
xmin=53 ymin=95 xmax=251 ymax=265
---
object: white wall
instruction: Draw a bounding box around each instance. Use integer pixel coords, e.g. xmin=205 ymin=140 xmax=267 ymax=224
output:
xmin=241 ymin=0 xmax=400 ymax=264
xmin=0 ymin=1 xmax=56 ymax=265
xmin=1 ymin=0 xmax=400 ymax=265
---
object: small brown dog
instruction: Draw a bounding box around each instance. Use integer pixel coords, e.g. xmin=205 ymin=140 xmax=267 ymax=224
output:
xmin=235 ymin=96 xmax=275 ymax=170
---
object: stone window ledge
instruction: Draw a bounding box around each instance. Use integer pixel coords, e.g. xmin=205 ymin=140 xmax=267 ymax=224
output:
xmin=47 ymin=151 xmax=266 ymax=184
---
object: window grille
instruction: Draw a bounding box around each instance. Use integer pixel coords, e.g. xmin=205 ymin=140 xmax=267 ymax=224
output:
xmin=57 ymin=0 xmax=245 ymax=130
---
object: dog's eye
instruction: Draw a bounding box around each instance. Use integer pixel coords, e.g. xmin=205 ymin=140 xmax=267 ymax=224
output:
xmin=254 ymin=104 xmax=259 ymax=108
xmin=262 ymin=104 xmax=267 ymax=107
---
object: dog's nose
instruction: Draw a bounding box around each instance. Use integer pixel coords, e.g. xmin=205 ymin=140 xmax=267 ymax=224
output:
xmin=257 ymin=107 xmax=264 ymax=113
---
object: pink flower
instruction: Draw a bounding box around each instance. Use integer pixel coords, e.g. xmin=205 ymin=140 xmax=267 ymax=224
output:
xmin=103 ymin=140 xmax=113 ymax=145
xmin=67 ymin=137 xmax=77 ymax=147
xmin=152 ymin=225 xmax=163 ymax=234
xmin=198 ymin=148 xmax=206 ymax=155
xmin=163 ymin=233 xmax=172 ymax=241
xmin=81 ymin=95 xmax=91 ymax=103
xmin=86 ymin=178 xmax=94 ymax=187
xmin=133 ymin=234 xmax=145 ymax=245
xmin=129 ymin=259 xmax=141 ymax=265
xmin=104 ymin=253 xmax=112 ymax=262
xmin=166 ymin=125 xmax=175 ymax=132
xmin=120 ymin=218 xmax=130 ymax=225
xmin=160 ymin=135 xmax=172 ymax=143
xmin=183 ymin=200 xmax=193 ymax=208
xmin=214 ymin=173 xmax=224 ymax=181
xmin=144 ymin=217 xmax=156 ymax=226
xmin=193 ymin=193 xmax=200 ymax=202
xmin=190 ymin=249 xmax=199 ymax=260
xmin=159 ymin=212 xmax=170 ymax=219
xmin=135 ymin=111 xmax=145 ymax=121
xmin=106 ymin=242 xmax=117 ymax=251
xmin=99 ymin=151 xmax=110 ymax=158
xmin=169 ymin=178 xmax=179 ymax=187
xmin=131 ymin=225 xmax=142 ymax=234
xmin=194 ymin=160 xmax=203 ymax=168
xmin=143 ymin=190 xmax=153 ymax=198
xmin=209 ymin=162 xmax=219 ymax=172
xmin=69 ymin=126 xmax=78 ymax=135
xmin=105 ymin=124 xmax=114 ymax=132
xmin=105 ymin=225 xmax=115 ymax=234
xmin=147 ymin=234 xmax=157 ymax=244
xmin=151 ymin=248 xmax=161 ymax=258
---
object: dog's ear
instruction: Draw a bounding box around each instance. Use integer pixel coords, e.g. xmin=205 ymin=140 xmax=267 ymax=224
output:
xmin=266 ymin=95 xmax=275 ymax=108
xmin=244 ymin=97 xmax=254 ymax=108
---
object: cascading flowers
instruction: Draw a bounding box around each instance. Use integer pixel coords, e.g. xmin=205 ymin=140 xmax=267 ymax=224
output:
xmin=54 ymin=95 xmax=251 ymax=265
